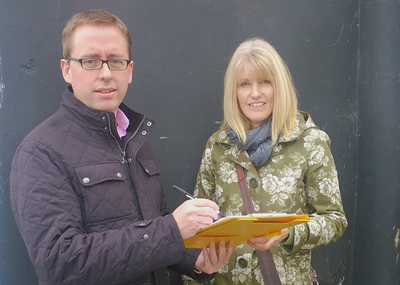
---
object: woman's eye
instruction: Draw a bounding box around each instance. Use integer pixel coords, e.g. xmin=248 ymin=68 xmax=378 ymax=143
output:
xmin=240 ymin=82 xmax=249 ymax=87
xmin=262 ymin=80 xmax=270 ymax=84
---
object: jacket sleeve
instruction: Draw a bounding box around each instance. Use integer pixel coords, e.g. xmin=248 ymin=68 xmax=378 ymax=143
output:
xmin=168 ymin=247 xmax=216 ymax=284
xmin=9 ymin=140 xmax=189 ymax=285
xmin=287 ymin=129 xmax=348 ymax=255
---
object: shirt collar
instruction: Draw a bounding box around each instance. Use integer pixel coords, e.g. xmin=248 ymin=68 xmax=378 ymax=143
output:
xmin=115 ymin=108 xmax=130 ymax=138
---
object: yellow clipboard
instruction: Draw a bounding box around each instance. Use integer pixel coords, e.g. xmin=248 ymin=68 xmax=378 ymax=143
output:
xmin=183 ymin=213 xmax=311 ymax=248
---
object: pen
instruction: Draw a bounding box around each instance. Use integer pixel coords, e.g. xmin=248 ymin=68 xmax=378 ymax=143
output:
xmin=172 ymin=185 xmax=225 ymax=219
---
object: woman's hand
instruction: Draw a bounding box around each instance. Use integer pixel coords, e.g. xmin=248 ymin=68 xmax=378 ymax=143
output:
xmin=247 ymin=228 xmax=290 ymax=251
xmin=194 ymin=241 xmax=234 ymax=274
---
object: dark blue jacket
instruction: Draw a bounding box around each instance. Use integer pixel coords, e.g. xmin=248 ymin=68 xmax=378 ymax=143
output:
xmin=10 ymin=87 xmax=211 ymax=285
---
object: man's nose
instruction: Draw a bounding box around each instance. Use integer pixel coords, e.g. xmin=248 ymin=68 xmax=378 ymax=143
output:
xmin=99 ymin=62 xmax=113 ymax=79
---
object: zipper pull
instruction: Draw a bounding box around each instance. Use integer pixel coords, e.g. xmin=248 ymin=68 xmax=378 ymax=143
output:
xmin=121 ymin=152 xmax=132 ymax=164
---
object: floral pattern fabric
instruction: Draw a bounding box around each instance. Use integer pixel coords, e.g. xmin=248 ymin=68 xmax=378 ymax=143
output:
xmin=183 ymin=111 xmax=347 ymax=285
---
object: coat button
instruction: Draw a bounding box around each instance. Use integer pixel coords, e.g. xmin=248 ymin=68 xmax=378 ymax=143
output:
xmin=147 ymin=121 xmax=152 ymax=126
xmin=116 ymin=172 xmax=122 ymax=178
xmin=238 ymin=257 xmax=248 ymax=268
xmin=249 ymin=178 xmax=258 ymax=188
xmin=82 ymin=177 xmax=90 ymax=184
xmin=143 ymin=233 xmax=149 ymax=240
xmin=142 ymin=130 xmax=147 ymax=135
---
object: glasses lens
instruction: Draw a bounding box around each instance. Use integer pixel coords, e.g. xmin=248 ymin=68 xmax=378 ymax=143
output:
xmin=81 ymin=59 xmax=102 ymax=70
xmin=108 ymin=59 xmax=128 ymax=71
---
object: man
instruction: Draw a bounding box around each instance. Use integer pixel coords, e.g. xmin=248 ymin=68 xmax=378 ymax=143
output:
xmin=10 ymin=9 xmax=233 ymax=285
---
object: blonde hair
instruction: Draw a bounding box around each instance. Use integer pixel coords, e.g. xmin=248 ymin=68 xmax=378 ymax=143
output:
xmin=222 ymin=37 xmax=298 ymax=144
xmin=62 ymin=9 xmax=132 ymax=59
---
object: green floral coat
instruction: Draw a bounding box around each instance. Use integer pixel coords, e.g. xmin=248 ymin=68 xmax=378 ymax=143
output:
xmin=183 ymin=111 xmax=347 ymax=285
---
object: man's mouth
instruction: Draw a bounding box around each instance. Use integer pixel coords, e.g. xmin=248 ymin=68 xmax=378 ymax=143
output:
xmin=96 ymin=88 xmax=116 ymax=94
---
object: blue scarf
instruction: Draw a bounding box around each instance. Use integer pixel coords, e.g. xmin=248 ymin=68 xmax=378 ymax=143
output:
xmin=226 ymin=119 xmax=273 ymax=167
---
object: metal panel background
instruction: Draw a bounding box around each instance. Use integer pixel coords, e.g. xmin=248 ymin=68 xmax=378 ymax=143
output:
xmin=354 ymin=1 xmax=400 ymax=284
xmin=0 ymin=1 xmax=374 ymax=284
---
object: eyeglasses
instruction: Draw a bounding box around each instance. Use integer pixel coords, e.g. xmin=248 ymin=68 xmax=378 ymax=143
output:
xmin=67 ymin=57 xmax=131 ymax=71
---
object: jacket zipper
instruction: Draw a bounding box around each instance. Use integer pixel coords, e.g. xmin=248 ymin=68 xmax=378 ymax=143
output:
xmin=106 ymin=113 xmax=145 ymax=220
xmin=106 ymin=114 xmax=145 ymax=163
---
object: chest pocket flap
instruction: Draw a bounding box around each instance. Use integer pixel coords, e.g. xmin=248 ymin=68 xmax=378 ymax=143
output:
xmin=137 ymin=158 xmax=159 ymax=176
xmin=74 ymin=161 xmax=126 ymax=187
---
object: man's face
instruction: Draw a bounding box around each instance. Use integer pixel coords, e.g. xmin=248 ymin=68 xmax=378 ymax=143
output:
xmin=61 ymin=25 xmax=134 ymax=115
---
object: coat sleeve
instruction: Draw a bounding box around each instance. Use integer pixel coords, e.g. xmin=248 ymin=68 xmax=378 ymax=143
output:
xmin=9 ymin=140 xmax=191 ymax=285
xmin=287 ymin=129 xmax=348 ymax=255
xmin=193 ymin=139 xmax=217 ymax=200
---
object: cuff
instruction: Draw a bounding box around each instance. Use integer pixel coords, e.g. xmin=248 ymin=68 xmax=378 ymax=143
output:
xmin=281 ymin=227 xmax=294 ymax=253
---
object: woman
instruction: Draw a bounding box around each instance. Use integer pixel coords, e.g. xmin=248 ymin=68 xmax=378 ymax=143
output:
xmin=184 ymin=38 xmax=347 ymax=284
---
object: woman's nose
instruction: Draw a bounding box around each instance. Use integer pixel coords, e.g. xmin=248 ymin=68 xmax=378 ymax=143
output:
xmin=251 ymin=84 xmax=260 ymax=97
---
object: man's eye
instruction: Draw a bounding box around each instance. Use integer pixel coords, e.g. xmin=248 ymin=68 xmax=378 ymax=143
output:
xmin=85 ymin=59 xmax=97 ymax=65
xmin=110 ymin=59 xmax=121 ymax=64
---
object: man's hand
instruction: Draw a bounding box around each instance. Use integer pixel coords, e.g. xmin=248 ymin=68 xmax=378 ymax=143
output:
xmin=172 ymin=199 xmax=219 ymax=240
xmin=194 ymin=241 xmax=235 ymax=274
xmin=247 ymin=228 xmax=290 ymax=251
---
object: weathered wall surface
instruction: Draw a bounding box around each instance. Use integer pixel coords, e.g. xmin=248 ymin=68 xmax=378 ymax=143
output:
xmin=0 ymin=1 xmax=370 ymax=284
xmin=354 ymin=1 xmax=400 ymax=284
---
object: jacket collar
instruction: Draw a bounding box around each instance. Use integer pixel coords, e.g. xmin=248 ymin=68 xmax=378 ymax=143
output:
xmin=277 ymin=111 xmax=317 ymax=143
xmin=211 ymin=111 xmax=318 ymax=170
xmin=60 ymin=86 xmax=146 ymax=134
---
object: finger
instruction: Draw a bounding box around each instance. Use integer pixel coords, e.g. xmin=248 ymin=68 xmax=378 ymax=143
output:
xmin=189 ymin=198 xmax=219 ymax=210
xmin=208 ymin=243 xmax=218 ymax=265
xmin=196 ymin=207 xmax=219 ymax=221
xmin=200 ymin=246 xmax=209 ymax=269
xmin=216 ymin=241 xmax=227 ymax=263
xmin=195 ymin=216 xmax=215 ymax=227
xmin=224 ymin=241 xmax=235 ymax=261
xmin=249 ymin=237 xmax=268 ymax=244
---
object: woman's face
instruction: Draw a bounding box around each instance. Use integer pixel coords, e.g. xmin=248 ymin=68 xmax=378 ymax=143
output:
xmin=237 ymin=68 xmax=274 ymax=129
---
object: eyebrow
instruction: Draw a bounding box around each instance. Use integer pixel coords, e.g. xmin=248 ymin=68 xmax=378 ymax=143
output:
xmin=80 ymin=53 xmax=125 ymax=58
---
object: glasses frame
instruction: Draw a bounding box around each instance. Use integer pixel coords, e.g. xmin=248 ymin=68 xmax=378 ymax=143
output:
xmin=67 ymin=57 xmax=131 ymax=71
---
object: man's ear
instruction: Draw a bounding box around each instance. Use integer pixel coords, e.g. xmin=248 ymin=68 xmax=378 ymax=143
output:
xmin=128 ymin=61 xmax=134 ymax=84
xmin=60 ymin=59 xmax=72 ymax=84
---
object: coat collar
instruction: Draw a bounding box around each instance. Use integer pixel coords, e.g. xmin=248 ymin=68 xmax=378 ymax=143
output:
xmin=277 ymin=111 xmax=317 ymax=143
xmin=211 ymin=111 xmax=318 ymax=169
xmin=59 ymin=86 xmax=148 ymax=134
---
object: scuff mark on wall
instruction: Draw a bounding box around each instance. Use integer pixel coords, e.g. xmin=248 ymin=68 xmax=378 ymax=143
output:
xmin=395 ymin=228 xmax=400 ymax=265
xmin=0 ymin=50 xmax=4 ymax=109
xmin=20 ymin=59 xmax=37 ymax=75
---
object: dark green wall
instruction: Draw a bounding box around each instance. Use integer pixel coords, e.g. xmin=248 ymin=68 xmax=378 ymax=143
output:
xmin=0 ymin=1 xmax=395 ymax=284
xmin=354 ymin=1 xmax=400 ymax=284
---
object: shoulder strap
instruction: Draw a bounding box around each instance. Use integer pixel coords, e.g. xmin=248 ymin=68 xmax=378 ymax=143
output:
xmin=235 ymin=164 xmax=282 ymax=285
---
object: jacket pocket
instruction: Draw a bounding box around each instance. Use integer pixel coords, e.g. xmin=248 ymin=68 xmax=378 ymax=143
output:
xmin=137 ymin=158 xmax=160 ymax=176
xmin=73 ymin=161 xmax=136 ymax=232
xmin=74 ymin=160 xmax=126 ymax=186
xmin=136 ymin=158 xmax=165 ymax=216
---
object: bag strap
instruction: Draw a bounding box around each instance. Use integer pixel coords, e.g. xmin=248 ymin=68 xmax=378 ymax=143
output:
xmin=235 ymin=163 xmax=282 ymax=285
